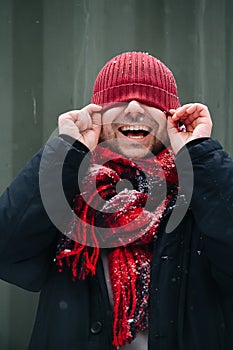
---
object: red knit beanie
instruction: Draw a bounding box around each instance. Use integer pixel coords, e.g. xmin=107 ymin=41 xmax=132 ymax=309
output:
xmin=92 ymin=51 xmax=180 ymax=112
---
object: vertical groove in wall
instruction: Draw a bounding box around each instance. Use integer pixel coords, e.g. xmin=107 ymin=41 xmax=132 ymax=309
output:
xmin=12 ymin=0 xmax=43 ymax=176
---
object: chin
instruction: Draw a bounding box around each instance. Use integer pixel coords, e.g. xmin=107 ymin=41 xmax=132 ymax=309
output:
xmin=117 ymin=145 xmax=152 ymax=159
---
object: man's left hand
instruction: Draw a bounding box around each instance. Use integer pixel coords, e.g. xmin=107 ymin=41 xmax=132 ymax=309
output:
xmin=167 ymin=103 xmax=213 ymax=154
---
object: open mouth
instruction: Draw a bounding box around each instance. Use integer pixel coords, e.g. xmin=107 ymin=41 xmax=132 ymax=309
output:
xmin=118 ymin=125 xmax=152 ymax=140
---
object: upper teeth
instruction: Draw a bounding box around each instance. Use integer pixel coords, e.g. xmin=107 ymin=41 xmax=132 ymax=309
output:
xmin=120 ymin=125 xmax=150 ymax=132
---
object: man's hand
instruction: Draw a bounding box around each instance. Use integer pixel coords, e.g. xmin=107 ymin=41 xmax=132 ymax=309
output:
xmin=167 ymin=103 xmax=213 ymax=154
xmin=58 ymin=104 xmax=102 ymax=151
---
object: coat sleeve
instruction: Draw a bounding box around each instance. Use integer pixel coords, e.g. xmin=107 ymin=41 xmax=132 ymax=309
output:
xmin=176 ymin=138 xmax=233 ymax=291
xmin=0 ymin=136 xmax=90 ymax=291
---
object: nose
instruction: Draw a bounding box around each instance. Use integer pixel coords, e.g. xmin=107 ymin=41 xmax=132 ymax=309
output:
xmin=124 ymin=100 xmax=145 ymax=116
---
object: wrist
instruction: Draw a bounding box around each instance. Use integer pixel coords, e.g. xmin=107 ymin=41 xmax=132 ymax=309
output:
xmin=59 ymin=134 xmax=90 ymax=152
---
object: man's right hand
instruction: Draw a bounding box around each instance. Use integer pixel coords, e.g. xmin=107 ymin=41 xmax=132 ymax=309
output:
xmin=58 ymin=104 xmax=102 ymax=151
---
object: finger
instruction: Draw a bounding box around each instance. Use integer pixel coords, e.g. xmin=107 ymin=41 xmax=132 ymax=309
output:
xmin=75 ymin=110 xmax=92 ymax=131
xmin=59 ymin=104 xmax=102 ymax=124
xmin=169 ymin=109 xmax=176 ymax=115
xmin=58 ymin=110 xmax=80 ymax=124
xmin=78 ymin=104 xmax=102 ymax=131
xmin=186 ymin=103 xmax=210 ymax=118
xmin=173 ymin=103 xmax=209 ymax=119
xmin=171 ymin=104 xmax=193 ymax=120
xmin=186 ymin=104 xmax=198 ymax=114
xmin=83 ymin=103 xmax=102 ymax=115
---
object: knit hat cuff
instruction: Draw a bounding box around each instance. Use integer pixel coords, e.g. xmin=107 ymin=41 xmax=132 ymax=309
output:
xmin=92 ymin=83 xmax=180 ymax=112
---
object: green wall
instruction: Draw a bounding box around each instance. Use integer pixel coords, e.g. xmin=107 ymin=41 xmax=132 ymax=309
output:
xmin=0 ymin=0 xmax=233 ymax=348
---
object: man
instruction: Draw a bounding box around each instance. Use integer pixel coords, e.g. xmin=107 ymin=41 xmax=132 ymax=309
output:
xmin=0 ymin=51 xmax=233 ymax=350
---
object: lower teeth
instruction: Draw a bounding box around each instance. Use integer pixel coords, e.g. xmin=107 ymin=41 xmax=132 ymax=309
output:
xmin=129 ymin=135 xmax=144 ymax=139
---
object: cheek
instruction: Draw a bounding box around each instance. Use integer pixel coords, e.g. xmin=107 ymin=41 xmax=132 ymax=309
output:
xmin=100 ymin=125 xmax=115 ymax=141
xmin=152 ymin=122 xmax=168 ymax=143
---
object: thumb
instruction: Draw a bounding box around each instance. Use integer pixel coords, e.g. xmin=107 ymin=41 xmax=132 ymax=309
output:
xmin=167 ymin=116 xmax=178 ymax=137
xmin=92 ymin=111 xmax=102 ymax=133
xmin=167 ymin=116 xmax=185 ymax=154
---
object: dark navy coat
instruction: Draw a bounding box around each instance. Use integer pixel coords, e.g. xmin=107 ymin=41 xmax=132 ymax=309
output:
xmin=0 ymin=136 xmax=233 ymax=350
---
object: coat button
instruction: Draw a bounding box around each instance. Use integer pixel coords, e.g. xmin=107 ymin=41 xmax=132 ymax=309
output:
xmin=90 ymin=321 xmax=103 ymax=334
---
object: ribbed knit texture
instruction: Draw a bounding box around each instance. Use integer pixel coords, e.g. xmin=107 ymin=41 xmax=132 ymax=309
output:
xmin=92 ymin=51 xmax=180 ymax=112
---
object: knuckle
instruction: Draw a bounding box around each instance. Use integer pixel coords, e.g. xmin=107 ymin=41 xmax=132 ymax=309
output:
xmin=58 ymin=113 xmax=66 ymax=120
xmin=58 ymin=115 xmax=67 ymax=124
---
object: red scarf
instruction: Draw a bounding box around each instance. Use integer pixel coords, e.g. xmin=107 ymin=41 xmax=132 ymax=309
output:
xmin=56 ymin=146 xmax=178 ymax=348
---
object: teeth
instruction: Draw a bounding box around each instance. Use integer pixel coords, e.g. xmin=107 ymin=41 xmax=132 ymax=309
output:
xmin=120 ymin=125 xmax=150 ymax=132
xmin=129 ymin=135 xmax=144 ymax=139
